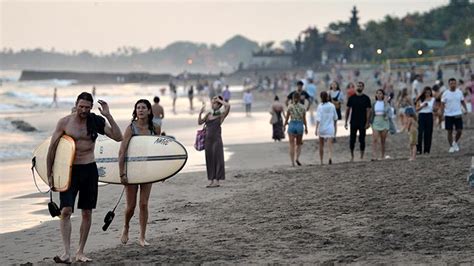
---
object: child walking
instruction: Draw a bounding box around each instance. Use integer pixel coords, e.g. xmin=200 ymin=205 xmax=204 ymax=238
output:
xmin=406 ymin=107 xmax=418 ymax=161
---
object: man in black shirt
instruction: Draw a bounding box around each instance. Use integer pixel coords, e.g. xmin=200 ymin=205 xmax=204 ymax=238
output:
xmin=286 ymin=80 xmax=312 ymax=111
xmin=345 ymin=81 xmax=372 ymax=162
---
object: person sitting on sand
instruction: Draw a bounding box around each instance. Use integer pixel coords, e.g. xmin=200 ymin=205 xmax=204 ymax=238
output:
xmin=119 ymin=99 xmax=161 ymax=247
xmin=198 ymin=96 xmax=231 ymax=188
xmin=284 ymin=92 xmax=308 ymax=166
xmin=47 ymin=92 xmax=122 ymax=263
xmin=315 ymin=91 xmax=338 ymax=165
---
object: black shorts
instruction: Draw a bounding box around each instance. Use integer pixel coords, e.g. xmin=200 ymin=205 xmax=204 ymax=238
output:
xmin=336 ymin=108 xmax=342 ymax=120
xmin=60 ymin=162 xmax=99 ymax=212
xmin=445 ymin=115 xmax=463 ymax=131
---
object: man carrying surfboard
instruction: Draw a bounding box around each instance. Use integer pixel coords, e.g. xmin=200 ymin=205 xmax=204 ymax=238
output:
xmin=46 ymin=92 xmax=122 ymax=263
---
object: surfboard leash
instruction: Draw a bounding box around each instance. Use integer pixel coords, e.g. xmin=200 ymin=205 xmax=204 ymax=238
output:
xmin=113 ymin=186 xmax=126 ymax=212
xmin=31 ymin=156 xmax=51 ymax=194
xmin=102 ymin=187 xmax=125 ymax=231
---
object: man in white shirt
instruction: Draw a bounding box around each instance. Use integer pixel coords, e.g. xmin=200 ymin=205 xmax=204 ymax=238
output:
xmin=441 ymin=78 xmax=468 ymax=153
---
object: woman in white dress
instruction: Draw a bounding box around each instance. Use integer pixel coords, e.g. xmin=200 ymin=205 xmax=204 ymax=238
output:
xmin=315 ymin=91 xmax=338 ymax=165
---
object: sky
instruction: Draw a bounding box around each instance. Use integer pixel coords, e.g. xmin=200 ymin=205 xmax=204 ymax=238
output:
xmin=1 ymin=0 xmax=450 ymax=53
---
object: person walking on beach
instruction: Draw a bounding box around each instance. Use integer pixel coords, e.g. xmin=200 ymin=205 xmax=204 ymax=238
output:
xmin=285 ymin=80 xmax=312 ymax=112
xmin=432 ymin=84 xmax=444 ymax=129
xmin=51 ymin=87 xmax=58 ymax=108
xmin=284 ymin=92 xmax=308 ymax=166
xmin=329 ymin=81 xmax=344 ymax=141
xmin=412 ymin=75 xmax=422 ymax=102
xmin=119 ymin=99 xmax=161 ymax=247
xmin=270 ymin=95 xmax=285 ymax=141
xmin=396 ymin=88 xmax=412 ymax=131
xmin=187 ymin=85 xmax=194 ymax=111
xmin=345 ymin=81 xmax=371 ymax=162
xmin=315 ymin=91 xmax=338 ymax=165
xmin=306 ymin=78 xmax=317 ymax=124
xmin=198 ymin=96 xmax=230 ymax=188
xmin=346 ymin=82 xmax=356 ymax=99
xmin=415 ymin=86 xmax=435 ymax=154
xmin=223 ymin=85 xmax=231 ymax=103
xmin=441 ymin=78 xmax=468 ymax=153
xmin=243 ymin=89 xmax=253 ymax=117
xmin=152 ymin=96 xmax=164 ymax=128
xmin=46 ymin=92 xmax=122 ymax=263
xmin=169 ymin=80 xmax=177 ymax=113
xmin=370 ymin=89 xmax=391 ymax=160
xmin=406 ymin=107 xmax=418 ymax=161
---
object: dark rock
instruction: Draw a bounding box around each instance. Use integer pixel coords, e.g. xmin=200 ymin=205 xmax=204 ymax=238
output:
xmin=11 ymin=120 xmax=37 ymax=132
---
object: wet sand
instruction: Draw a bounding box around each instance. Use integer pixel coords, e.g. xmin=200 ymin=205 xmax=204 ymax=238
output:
xmin=1 ymin=126 xmax=473 ymax=264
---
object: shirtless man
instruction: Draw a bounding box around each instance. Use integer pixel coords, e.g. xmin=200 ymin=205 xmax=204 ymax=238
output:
xmin=152 ymin=96 xmax=165 ymax=127
xmin=47 ymin=92 xmax=122 ymax=263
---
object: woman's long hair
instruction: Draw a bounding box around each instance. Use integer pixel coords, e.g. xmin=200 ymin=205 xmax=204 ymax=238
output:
xmin=415 ymin=86 xmax=432 ymax=104
xmin=330 ymin=81 xmax=340 ymax=91
xmin=132 ymin=99 xmax=155 ymax=133
xmin=374 ymin=89 xmax=385 ymax=101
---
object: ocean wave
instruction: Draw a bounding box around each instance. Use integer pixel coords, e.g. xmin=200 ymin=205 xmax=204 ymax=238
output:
xmin=0 ymin=148 xmax=33 ymax=162
xmin=18 ymin=79 xmax=78 ymax=87
xmin=0 ymin=103 xmax=17 ymax=111
xmin=2 ymin=91 xmax=75 ymax=106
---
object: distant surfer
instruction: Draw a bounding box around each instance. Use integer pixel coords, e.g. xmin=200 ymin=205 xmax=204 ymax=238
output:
xmin=118 ymin=99 xmax=161 ymax=247
xmin=51 ymin=87 xmax=58 ymax=108
xmin=46 ymin=92 xmax=122 ymax=263
xmin=169 ymin=80 xmax=177 ymax=113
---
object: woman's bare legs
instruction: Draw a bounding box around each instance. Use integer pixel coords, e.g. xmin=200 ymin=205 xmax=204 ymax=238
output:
xmin=121 ymin=185 xmax=138 ymax=244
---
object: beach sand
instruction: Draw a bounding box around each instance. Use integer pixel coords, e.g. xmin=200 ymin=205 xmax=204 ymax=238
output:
xmin=1 ymin=124 xmax=473 ymax=264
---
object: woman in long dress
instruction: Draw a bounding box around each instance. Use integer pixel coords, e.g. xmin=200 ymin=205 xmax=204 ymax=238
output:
xmin=315 ymin=91 xmax=338 ymax=165
xmin=118 ymin=99 xmax=161 ymax=247
xmin=270 ymin=95 xmax=285 ymax=141
xmin=198 ymin=96 xmax=230 ymax=188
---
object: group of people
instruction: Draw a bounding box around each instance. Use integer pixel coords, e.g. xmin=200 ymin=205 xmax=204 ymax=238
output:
xmin=270 ymin=74 xmax=470 ymax=166
xmin=44 ymin=67 xmax=471 ymax=263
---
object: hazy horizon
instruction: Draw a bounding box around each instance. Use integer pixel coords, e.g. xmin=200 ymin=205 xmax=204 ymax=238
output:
xmin=2 ymin=0 xmax=449 ymax=53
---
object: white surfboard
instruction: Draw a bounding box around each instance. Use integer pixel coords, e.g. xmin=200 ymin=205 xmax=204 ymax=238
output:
xmin=32 ymin=135 xmax=75 ymax=192
xmin=95 ymin=136 xmax=188 ymax=184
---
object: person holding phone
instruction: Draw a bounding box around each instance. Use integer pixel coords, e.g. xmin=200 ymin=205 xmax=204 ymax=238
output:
xmin=198 ymin=96 xmax=231 ymax=188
